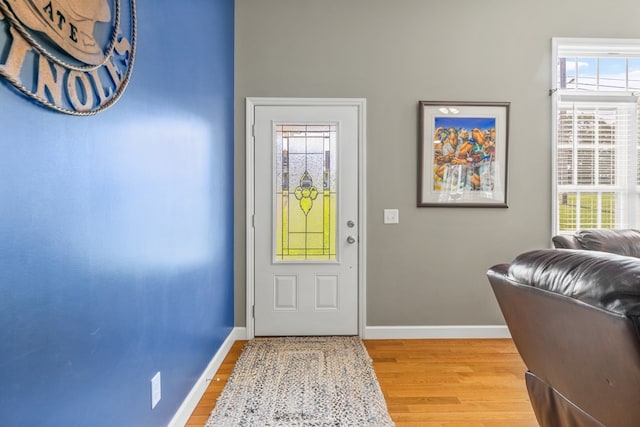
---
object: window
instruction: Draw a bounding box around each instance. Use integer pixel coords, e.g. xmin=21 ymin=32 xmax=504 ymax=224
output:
xmin=552 ymin=38 xmax=640 ymax=235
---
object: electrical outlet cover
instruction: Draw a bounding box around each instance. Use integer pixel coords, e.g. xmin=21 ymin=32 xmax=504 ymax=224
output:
xmin=151 ymin=372 xmax=161 ymax=409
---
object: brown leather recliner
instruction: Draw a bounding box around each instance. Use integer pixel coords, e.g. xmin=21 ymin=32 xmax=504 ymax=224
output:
xmin=487 ymin=249 xmax=640 ymax=427
xmin=552 ymin=228 xmax=640 ymax=256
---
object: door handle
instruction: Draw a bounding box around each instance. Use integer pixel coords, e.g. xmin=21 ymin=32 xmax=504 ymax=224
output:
xmin=346 ymin=236 xmax=356 ymax=244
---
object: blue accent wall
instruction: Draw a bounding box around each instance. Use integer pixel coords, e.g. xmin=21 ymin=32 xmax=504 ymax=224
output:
xmin=0 ymin=1 xmax=234 ymax=426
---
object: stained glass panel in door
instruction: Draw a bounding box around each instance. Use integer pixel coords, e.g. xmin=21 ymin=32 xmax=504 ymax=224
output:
xmin=275 ymin=124 xmax=337 ymax=261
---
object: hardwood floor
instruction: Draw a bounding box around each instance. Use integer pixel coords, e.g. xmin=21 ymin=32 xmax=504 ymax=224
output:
xmin=185 ymin=339 xmax=538 ymax=427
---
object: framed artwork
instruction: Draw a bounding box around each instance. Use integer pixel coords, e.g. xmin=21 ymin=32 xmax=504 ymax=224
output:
xmin=418 ymin=101 xmax=510 ymax=207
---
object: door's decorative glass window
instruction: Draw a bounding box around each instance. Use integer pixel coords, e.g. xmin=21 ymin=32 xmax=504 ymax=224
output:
xmin=275 ymin=124 xmax=337 ymax=261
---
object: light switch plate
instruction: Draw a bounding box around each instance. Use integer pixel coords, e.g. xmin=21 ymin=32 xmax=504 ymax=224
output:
xmin=383 ymin=209 xmax=399 ymax=224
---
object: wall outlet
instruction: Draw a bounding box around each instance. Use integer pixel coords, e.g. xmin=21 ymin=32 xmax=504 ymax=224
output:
xmin=383 ymin=209 xmax=399 ymax=224
xmin=151 ymin=371 xmax=161 ymax=409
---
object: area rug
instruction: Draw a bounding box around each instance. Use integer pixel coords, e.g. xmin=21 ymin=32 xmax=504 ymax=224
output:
xmin=205 ymin=336 xmax=394 ymax=426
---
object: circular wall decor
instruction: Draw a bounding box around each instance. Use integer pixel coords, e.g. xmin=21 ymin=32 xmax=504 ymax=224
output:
xmin=0 ymin=0 xmax=136 ymax=115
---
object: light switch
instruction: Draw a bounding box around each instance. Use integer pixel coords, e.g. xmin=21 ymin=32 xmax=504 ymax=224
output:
xmin=383 ymin=209 xmax=399 ymax=224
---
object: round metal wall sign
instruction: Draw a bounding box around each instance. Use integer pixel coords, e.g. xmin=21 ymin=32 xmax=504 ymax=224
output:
xmin=0 ymin=0 xmax=136 ymax=115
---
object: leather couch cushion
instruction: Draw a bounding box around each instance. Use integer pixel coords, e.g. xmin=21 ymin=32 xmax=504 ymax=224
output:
xmin=575 ymin=229 xmax=640 ymax=257
xmin=507 ymin=249 xmax=640 ymax=317
xmin=551 ymin=234 xmax=582 ymax=249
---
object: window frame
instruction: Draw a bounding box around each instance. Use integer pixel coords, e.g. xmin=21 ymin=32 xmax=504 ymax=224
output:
xmin=551 ymin=37 xmax=640 ymax=236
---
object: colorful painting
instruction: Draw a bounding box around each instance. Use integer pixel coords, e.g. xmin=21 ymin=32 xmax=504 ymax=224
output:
xmin=418 ymin=102 xmax=509 ymax=207
xmin=433 ymin=117 xmax=496 ymax=193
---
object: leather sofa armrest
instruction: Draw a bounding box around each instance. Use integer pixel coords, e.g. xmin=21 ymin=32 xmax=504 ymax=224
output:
xmin=506 ymin=249 xmax=640 ymax=317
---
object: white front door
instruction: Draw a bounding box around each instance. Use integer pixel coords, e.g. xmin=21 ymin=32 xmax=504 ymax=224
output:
xmin=250 ymin=99 xmax=363 ymax=336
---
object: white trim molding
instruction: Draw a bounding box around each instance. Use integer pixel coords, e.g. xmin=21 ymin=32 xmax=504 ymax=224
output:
xmin=169 ymin=327 xmax=247 ymax=427
xmin=364 ymin=325 xmax=511 ymax=339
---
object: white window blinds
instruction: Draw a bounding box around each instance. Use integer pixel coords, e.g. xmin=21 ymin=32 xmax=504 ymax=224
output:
xmin=552 ymin=38 xmax=640 ymax=235
xmin=556 ymin=101 xmax=637 ymax=231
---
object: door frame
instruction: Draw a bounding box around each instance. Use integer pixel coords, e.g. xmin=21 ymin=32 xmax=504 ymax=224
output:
xmin=245 ymin=97 xmax=367 ymax=339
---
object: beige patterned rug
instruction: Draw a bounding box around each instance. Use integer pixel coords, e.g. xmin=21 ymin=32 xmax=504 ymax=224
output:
xmin=206 ymin=336 xmax=394 ymax=426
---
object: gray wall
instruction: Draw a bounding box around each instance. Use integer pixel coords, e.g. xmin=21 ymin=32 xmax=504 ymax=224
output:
xmin=235 ymin=0 xmax=640 ymax=327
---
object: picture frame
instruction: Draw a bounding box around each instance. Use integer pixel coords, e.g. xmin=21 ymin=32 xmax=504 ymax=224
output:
xmin=418 ymin=101 xmax=510 ymax=207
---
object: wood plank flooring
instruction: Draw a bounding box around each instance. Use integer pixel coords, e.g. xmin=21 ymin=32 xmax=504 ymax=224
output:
xmin=185 ymin=339 xmax=538 ymax=427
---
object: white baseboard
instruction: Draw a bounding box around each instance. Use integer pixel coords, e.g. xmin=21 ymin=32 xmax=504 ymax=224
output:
xmin=169 ymin=327 xmax=247 ymax=427
xmin=364 ymin=325 xmax=511 ymax=339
